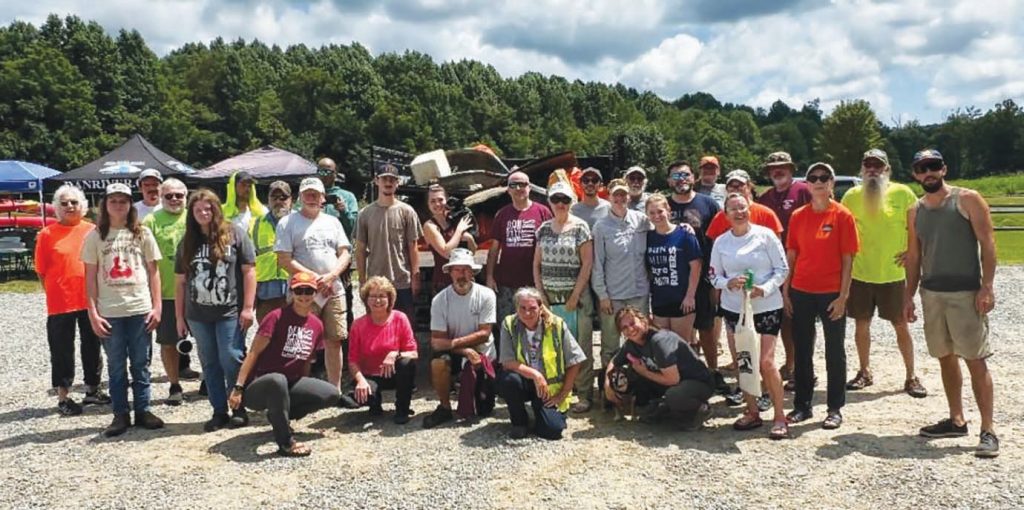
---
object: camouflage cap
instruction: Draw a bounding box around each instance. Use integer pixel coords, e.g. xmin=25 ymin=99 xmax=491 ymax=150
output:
xmin=862 ymin=148 xmax=889 ymax=167
xmin=763 ymin=151 xmax=796 ymax=171
xmin=912 ymin=149 xmax=944 ymax=168
xmin=725 ymin=169 xmax=751 ymax=184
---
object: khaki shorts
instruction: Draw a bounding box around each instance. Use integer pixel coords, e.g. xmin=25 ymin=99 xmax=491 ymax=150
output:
xmin=847 ymin=280 xmax=905 ymax=322
xmin=313 ymin=296 xmax=348 ymax=342
xmin=920 ymin=289 xmax=990 ymax=360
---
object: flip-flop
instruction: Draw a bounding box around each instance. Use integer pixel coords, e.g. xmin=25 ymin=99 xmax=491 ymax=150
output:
xmin=277 ymin=442 xmax=312 ymax=457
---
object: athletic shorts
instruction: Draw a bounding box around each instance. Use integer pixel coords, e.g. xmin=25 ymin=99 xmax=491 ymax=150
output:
xmin=155 ymin=299 xmax=181 ymax=346
xmin=847 ymin=279 xmax=904 ymax=322
xmin=721 ymin=308 xmax=783 ymax=336
xmin=693 ymin=279 xmax=716 ymax=331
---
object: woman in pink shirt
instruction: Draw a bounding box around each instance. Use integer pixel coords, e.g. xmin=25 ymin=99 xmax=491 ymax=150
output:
xmin=348 ymin=276 xmax=419 ymax=424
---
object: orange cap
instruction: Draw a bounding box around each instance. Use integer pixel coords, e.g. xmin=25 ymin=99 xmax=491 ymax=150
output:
xmin=699 ymin=156 xmax=720 ymax=169
xmin=290 ymin=272 xmax=317 ymax=290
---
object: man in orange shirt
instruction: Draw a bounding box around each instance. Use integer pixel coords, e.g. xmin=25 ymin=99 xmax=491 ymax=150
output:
xmin=783 ymin=162 xmax=859 ymax=430
xmin=35 ymin=184 xmax=110 ymax=415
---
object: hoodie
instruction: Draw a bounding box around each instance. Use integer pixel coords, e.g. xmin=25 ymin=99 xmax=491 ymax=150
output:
xmin=223 ymin=171 xmax=268 ymax=234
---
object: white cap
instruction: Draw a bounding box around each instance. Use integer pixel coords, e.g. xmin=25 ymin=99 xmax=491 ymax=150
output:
xmin=547 ymin=180 xmax=576 ymax=201
xmin=138 ymin=168 xmax=163 ymax=183
xmin=442 ymin=248 xmax=482 ymax=274
xmin=106 ymin=182 xmax=132 ymax=196
xmin=625 ymin=165 xmax=646 ymax=178
xmin=298 ymin=177 xmax=325 ymax=195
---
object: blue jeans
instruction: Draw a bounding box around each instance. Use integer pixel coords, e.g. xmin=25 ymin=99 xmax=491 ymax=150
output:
xmin=188 ymin=318 xmax=244 ymax=414
xmin=103 ymin=315 xmax=152 ymax=415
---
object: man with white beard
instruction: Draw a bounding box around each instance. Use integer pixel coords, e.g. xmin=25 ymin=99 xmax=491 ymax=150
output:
xmin=840 ymin=149 xmax=927 ymax=398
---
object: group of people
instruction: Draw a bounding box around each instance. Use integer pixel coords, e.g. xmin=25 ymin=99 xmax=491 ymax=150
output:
xmin=35 ymin=148 xmax=1000 ymax=458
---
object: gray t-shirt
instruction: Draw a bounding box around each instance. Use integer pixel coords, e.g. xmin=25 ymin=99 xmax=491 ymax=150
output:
xmin=174 ymin=223 xmax=256 ymax=322
xmin=355 ymin=201 xmax=423 ymax=290
xmin=430 ymin=283 xmax=497 ymax=359
xmin=498 ymin=318 xmax=587 ymax=370
xmin=571 ymin=198 xmax=611 ymax=229
xmin=274 ymin=211 xmax=351 ymax=297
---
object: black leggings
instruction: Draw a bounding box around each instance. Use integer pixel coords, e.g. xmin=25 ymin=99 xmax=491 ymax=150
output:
xmin=790 ymin=289 xmax=847 ymax=413
xmin=46 ymin=310 xmax=102 ymax=389
xmin=363 ymin=357 xmax=417 ymax=414
xmin=243 ymin=373 xmax=340 ymax=449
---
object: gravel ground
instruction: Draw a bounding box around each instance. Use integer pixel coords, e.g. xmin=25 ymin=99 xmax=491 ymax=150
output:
xmin=2 ymin=268 xmax=1024 ymax=509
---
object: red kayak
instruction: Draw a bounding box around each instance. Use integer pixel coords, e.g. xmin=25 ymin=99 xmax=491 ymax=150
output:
xmin=0 ymin=199 xmax=56 ymax=216
xmin=0 ymin=216 xmax=58 ymax=228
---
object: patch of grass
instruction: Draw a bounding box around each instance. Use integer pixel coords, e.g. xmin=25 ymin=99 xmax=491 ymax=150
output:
xmin=996 ymin=231 xmax=1024 ymax=265
xmin=903 ymin=173 xmax=1024 ymax=199
xmin=0 ymin=279 xmax=41 ymax=293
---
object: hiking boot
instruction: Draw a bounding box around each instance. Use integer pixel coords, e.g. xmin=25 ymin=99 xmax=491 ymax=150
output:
xmin=203 ymin=412 xmax=231 ymax=432
xmin=135 ymin=410 xmax=165 ymax=430
xmin=82 ymin=389 xmax=111 ymax=406
xmin=570 ymin=399 xmax=592 ymax=414
xmin=229 ymin=408 xmax=249 ymax=428
xmin=904 ymin=377 xmax=928 ymax=399
xmin=422 ymin=405 xmax=454 ymax=429
xmin=976 ymin=431 xmax=1000 ymax=458
xmin=509 ymin=426 xmax=529 ymax=439
xmin=846 ymin=369 xmax=873 ymax=390
xmin=179 ymin=367 xmax=201 ymax=380
xmin=166 ymin=384 xmax=184 ymax=406
xmin=57 ymin=398 xmax=83 ymax=416
xmin=104 ymin=413 xmax=131 ymax=437
xmin=919 ymin=418 xmax=968 ymax=438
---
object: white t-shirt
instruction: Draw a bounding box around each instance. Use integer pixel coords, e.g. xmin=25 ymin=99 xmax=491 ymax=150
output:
xmin=429 ymin=283 xmax=497 ymax=359
xmin=133 ymin=200 xmax=161 ymax=220
xmin=274 ymin=211 xmax=351 ymax=297
xmin=232 ymin=208 xmax=253 ymax=233
xmin=709 ymin=224 xmax=788 ymax=314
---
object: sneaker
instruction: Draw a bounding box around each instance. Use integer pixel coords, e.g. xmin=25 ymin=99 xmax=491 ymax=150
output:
xmin=904 ymin=377 xmax=928 ymax=399
xmin=104 ymin=413 xmax=131 ymax=437
xmin=919 ymin=418 xmax=968 ymax=438
xmin=135 ymin=410 xmax=165 ymax=430
xmin=570 ymin=399 xmax=592 ymax=414
xmin=229 ymin=408 xmax=249 ymax=428
xmin=422 ymin=405 xmax=454 ymax=429
xmin=846 ymin=369 xmax=873 ymax=390
xmin=179 ymin=367 xmax=201 ymax=380
xmin=509 ymin=425 xmax=529 ymax=439
xmin=976 ymin=431 xmax=1000 ymax=458
xmin=166 ymin=384 xmax=184 ymax=406
xmin=756 ymin=393 xmax=772 ymax=412
xmin=713 ymin=371 xmax=731 ymax=396
xmin=681 ymin=403 xmax=712 ymax=432
xmin=203 ymin=412 xmax=231 ymax=432
xmin=393 ymin=410 xmax=413 ymax=425
xmin=57 ymin=398 xmax=83 ymax=416
xmin=82 ymin=390 xmax=111 ymax=406
xmin=637 ymin=401 xmax=669 ymax=424
xmin=368 ymin=405 xmax=384 ymax=417
xmin=197 ymin=380 xmax=208 ymax=397
xmin=724 ymin=388 xmax=744 ymax=406
xmin=337 ymin=394 xmax=360 ymax=409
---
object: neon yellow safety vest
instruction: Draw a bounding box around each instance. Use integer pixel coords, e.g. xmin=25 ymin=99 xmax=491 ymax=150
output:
xmin=503 ymin=314 xmax=572 ymax=413
xmin=252 ymin=214 xmax=289 ymax=283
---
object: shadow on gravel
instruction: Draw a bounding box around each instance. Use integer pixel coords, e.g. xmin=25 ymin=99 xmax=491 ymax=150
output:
xmin=459 ymin=422 xmax=515 ymax=448
xmin=815 ymin=433 xmax=968 ymax=460
xmin=87 ymin=421 xmax=204 ymax=444
xmin=208 ymin=431 xmax=324 ymax=462
xmin=0 ymin=406 xmax=58 ymax=425
xmin=0 ymin=426 xmax=104 ymax=449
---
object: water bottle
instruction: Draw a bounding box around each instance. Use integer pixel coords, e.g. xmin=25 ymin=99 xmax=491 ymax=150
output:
xmin=744 ymin=269 xmax=755 ymax=291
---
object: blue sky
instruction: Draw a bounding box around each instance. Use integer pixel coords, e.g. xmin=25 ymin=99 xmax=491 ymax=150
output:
xmin=4 ymin=0 xmax=1023 ymax=125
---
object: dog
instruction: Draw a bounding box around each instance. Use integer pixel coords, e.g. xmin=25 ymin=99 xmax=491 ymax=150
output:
xmin=607 ymin=366 xmax=637 ymax=421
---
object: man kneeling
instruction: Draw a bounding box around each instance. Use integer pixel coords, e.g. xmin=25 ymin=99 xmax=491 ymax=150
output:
xmin=229 ymin=272 xmax=340 ymax=457
xmin=424 ymin=249 xmax=499 ymax=428
xmin=604 ymin=306 xmax=714 ymax=430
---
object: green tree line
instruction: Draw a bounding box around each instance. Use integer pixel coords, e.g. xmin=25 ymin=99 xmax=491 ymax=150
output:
xmin=3 ymin=14 xmax=1023 ymax=192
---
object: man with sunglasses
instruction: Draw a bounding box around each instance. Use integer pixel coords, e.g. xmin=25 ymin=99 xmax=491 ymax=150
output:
xmin=142 ymin=178 xmax=199 ymax=405
xmin=133 ymin=168 xmax=163 ymax=220
xmin=904 ymin=149 xmax=999 ymax=458
xmin=841 ymin=149 xmax=926 ymax=399
xmin=486 ymin=171 xmax=552 ymax=337
xmin=624 ymin=166 xmax=651 ymax=212
xmin=665 ymin=161 xmax=726 ymax=394
xmin=355 ymin=164 xmax=423 ymax=321
xmin=253 ymin=181 xmax=294 ymax=322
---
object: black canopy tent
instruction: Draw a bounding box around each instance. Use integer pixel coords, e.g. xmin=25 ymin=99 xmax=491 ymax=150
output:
xmin=187 ymin=146 xmax=317 ymax=184
xmin=48 ymin=134 xmax=195 ymax=192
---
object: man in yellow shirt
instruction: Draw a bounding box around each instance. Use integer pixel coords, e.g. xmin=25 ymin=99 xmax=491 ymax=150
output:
xmin=841 ymin=149 xmax=926 ymax=398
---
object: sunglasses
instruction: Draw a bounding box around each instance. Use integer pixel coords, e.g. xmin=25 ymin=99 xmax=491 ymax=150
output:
xmin=913 ymin=161 xmax=944 ymax=174
xmin=507 ymin=182 xmax=529 ymax=190
xmin=163 ymin=193 xmax=185 ymax=200
xmin=862 ymin=160 xmax=886 ymax=169
xmin=292 ymin=287 xmax=316 ymax=296
xmin=670 ymin=172 xmax=692 ymax=180
xmin=581 ymin=177 xmax=602 ymax=184
xmin=806 ymin=174 xmax=832 ymax=183
xmin=549 ymin=195 xmax=572 ymax=205
xmin=626 ymin=174 xmax=646 ymax=182
xmin=270 ymin=194 xmax=289 ymax=201
xmin=59 ymin=200 xmax=79 ymax=207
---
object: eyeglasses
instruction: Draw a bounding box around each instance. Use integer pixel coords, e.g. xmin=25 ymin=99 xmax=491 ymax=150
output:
xmin=806 ymin=174 xmax=832 ymax=183
xmin=549 ymin=195 xmax=572 ymax=205
xmin=293 ymin=287 xmax=316 ymax=296
xmin=913 ymin=161 xmax=944 ymax=174
xmin=163 ymin=193 xmax=185 ymax=200
xmin=626 ymin=174 xmax=646 ymax=182
xmin=59 ymin=200 xmax=79 ymax=207
xmin=581 ymin=177 xmax=602 ymax=185
xmin=507 ymin=182 xmax=528 ymax=190
xmin=670 ymin=172 xmax=692 ymax=180
xmin=368 ymin=294 xmax=389 ymax=302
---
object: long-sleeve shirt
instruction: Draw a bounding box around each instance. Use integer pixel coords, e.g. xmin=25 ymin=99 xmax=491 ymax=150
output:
xmin=591 ymin=209 xmax=649 ymax=301
xmin=710 ymin=224 xmax=789 ymax=314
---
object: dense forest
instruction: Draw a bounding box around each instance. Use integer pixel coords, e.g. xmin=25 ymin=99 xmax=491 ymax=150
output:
xmin=2 ymin=14 xmax=1023 ymax=191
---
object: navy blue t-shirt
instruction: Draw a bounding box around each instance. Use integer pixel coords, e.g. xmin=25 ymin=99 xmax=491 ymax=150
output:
xmin=646 ymin=227 xmax=702 ymax=308
xmin=669 ymin=193 xmax=720 ymax=264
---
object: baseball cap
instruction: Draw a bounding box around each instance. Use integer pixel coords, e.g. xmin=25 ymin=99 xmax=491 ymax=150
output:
xmin=624 ymin=165 xmax=646 ymax=178
xmin=912 ymin=149 xmax=944 ymax=168
xmin=298 ymin=177 xmax=325 ymax=195
xmin=377 ymin=164 xmax=400 ymax=177
xmin=547 ymin=180 xmax=576 ymax=201
xmin=806 ymin=162 xmax=836 ymax=178
xmin=862 ymin=149 xmax=889 ymax=167
xmin=608 ymin=178 xmax=629 ymax=195
xmin=290 ymin=272 xmax=317 ymax=290
xmin=138 ymin=168 xmax=163 ymax=183
xmin=235 ymin=171 xmax=255 ymax=183
xmin=725 ymin=169 xmax=751 ymax=184
xmin=763 ymin=151 xmax=796 ymax=171
xmin=699 ymin=156 xmax=720 ymax=169
xmin=106 ymin=182 xmax=132 ymax=196
xmin=580 ymin=167 xmax=602 ymax=180
xmin=269 ymin=180 xmax=291 ymax=196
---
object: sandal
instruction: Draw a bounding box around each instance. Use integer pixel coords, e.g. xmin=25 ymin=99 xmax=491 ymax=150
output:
xmin=733 ymin=412 xmax=764 ymax=431
xmin=277 ymin=441 xmax=312 ymax=457
xmin=769 ymin=421 xmax=790 ymax=440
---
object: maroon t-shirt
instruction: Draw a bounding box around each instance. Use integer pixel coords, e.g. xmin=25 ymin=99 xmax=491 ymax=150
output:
xmin=492 ymin=201 xmax=552 ymax=288
xmin=250 ymin=306 xmax=325 ymax=384
xmin=756 ymin=180 xmax=812 ymax=242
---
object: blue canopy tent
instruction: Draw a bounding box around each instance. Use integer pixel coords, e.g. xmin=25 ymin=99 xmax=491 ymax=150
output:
xmin=0 ymin=161 xmax=61 ymax=227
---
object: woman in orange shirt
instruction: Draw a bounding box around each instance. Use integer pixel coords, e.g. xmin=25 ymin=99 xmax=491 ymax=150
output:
xmin=34 ymin=184 xmax=110 ymax=416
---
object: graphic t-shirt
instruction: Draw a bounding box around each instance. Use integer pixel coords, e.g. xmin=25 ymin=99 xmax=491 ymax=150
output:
xmin=613 ymin=330 xmax=712 ymax=386
xmin=35 ymin=221 xmax=95 ymax=315
xmin=536 ymin=219 xmax=592 ymax=304
xmin=646 ymin=227 xmax=702 ymax=308
xmin=80 ymin=226 xmax=161 ymax=318
xmin=756 ymin=181 xmax=812 ymax=242
xmin=705 ymin=202 xmax=783 ymax=240
xmin=668 ymin=193 xmax=720 ymax=266
xmin=430 ymin=283 xmax=497 ymax=359
xmin=275 ymin=211 xmax=351 ymax=297
xmin=348 ymin=311 xmax=418 ymax=377
xmin=492 ymin=202 xmax=553 ymax=289
xmin=841 ymin=182 xmax=917 ymax=284
xmin=251 ymin=306 xmax=324 ymax=384
xmin=175 ymin=223 xmax=256 ymax=322
xmin=143 ymin=209 xmax=187 ymax=300
xmin=786 ymin=201 xmax=860 ymax=294
xmin=355 ymin=202 xmax=423 ymax=290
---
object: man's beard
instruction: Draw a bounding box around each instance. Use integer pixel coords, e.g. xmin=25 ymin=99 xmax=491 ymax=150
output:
xmin=272 ymin=206 xmax=290 ymax=219
xmin=921 ymin=177 xmax=944 ymax=194
xmin=864 ymin=174 xmax=889 ymax=207
xmin=583 ymin=187 xmax=598 ymax=198
xmin=771 ymin=175 xmax=791 ymax=188
xmin=673 ymin=182 xmax=691 ymax=194
xmin=453 ymin=278 xmax=473 ymax=293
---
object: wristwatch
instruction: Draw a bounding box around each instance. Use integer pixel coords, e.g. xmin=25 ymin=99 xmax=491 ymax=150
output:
xmin=232 ymin=384 xmax=245 ymax=392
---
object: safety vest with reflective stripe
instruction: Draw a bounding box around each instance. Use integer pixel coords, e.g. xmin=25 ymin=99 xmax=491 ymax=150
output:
xmin=503 ymin=314 xmax=572 ymax=412
xmin=252 ymin=213 xmax=289 ymax=283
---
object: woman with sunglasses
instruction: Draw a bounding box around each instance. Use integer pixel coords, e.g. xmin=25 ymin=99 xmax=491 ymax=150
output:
xmin=424 ymin=184 xmax=477 ymax=293
xmin=229 ymin=272 xmax=340 ymax=457
xmin=784 ymin=163 xmax=859 ymax=430
xmin=347 ymin=276 xmax=419 ymax=424
xmin=644 ymin=193 xmax=702 ymax=346
xmin=175 ymin=189 xmax=257 ymax=432
xmin=36 ymin=185 xmax=110 ymax=416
